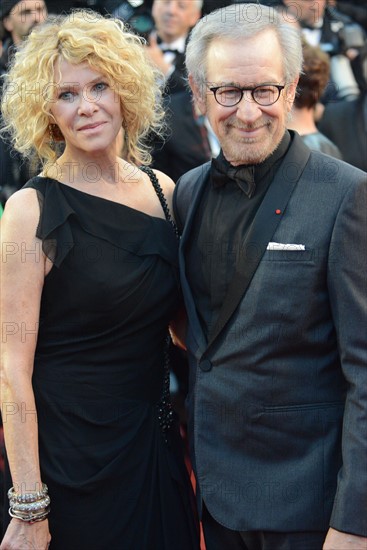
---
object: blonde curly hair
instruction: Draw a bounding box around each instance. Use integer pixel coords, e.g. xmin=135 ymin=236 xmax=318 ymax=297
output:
xmin=1 ymin=9 xmax=164 ymax=169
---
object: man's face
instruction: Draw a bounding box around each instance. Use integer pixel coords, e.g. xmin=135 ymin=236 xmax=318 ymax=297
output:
xmin=282 ymin=0 xmax=327 ymax=27
xmin=190 ymin=30 xmax=298 ymax=166
xmin=3 ymin=0 xmax=47 ymax=45
xmin=152 ymin=0 xmax=201 ymax=43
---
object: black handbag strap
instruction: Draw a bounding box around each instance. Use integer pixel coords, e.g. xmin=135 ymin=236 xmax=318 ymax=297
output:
xmin=140 ymin=166 xmax=179 ymax=238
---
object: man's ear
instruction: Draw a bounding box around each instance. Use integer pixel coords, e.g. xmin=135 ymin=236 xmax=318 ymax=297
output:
xmin=189 ymin=74 xmax=207 ymax=116
xmin=285 ymin=77 xmax=299 ymax=111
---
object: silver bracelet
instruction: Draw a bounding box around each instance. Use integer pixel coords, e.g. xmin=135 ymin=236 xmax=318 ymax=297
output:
xmin=8 ymin=482 xmax=50 ymax=523
xmin=9 ymin=495 xmax=50 ymax=513
xmin=8 ymin=506 xmax=50 ymax=524
xmin=7 ymin=483 xmax=48 ymax=504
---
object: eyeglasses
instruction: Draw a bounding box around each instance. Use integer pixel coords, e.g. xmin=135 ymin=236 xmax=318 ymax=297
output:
xmin=207 ymin=84 xmax=286 ymax=107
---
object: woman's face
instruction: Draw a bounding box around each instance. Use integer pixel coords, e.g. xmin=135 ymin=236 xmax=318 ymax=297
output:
xmin=49 ymin=59 xmax=123 ymax=158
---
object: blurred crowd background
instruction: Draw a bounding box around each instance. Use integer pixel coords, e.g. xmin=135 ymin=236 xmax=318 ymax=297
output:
xmin=1 ymin=0 xmax=366 ymax=209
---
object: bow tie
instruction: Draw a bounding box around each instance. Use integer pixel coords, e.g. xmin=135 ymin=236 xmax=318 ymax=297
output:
xmin=211 ymin=152 xmax=256 ymax=198
xmin=161 ymin=48 xmax=180 ymax=55
xmin=156 ymin=36 xmax=180 ymax=55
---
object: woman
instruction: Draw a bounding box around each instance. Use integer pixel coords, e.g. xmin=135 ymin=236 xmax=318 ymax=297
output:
xmin=0 ymin=10 xmax=198 ymax=550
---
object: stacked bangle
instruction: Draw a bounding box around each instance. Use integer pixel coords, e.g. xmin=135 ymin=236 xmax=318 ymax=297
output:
xmin=8 ymin=483 xmax=50 ymax=523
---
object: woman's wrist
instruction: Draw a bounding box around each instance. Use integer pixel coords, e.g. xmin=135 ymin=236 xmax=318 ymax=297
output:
xmin=8 ymin=483 xmax=50 ymax=523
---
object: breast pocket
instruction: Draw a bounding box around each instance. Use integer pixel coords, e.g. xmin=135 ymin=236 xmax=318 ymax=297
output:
xmin=262 ymin=249 xmax=315 ymax=263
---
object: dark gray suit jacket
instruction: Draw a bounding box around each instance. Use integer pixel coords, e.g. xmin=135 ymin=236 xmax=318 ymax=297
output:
xmin=173 ymin=133 xmax=367 ymax=535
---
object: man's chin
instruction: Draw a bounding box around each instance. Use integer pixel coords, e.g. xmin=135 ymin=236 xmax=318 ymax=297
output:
xmin=222 ymin=144 xmax=268 ymax=166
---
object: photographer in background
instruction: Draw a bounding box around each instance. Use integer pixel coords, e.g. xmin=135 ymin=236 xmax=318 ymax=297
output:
xmin=330 ymin=1 xmax=367 ymax=33
xmin=282 ymin=0 xmax=365 ymax=102
xmin=318 ymin=42 xmax=367 ymax=171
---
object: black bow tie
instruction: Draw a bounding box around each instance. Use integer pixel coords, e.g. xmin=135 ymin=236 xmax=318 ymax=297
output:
xmin=211 ymin=152 xmax=256 ymax=198
xmin=156 ymin=36 xmax=180 ymax=55
xmin=161 ymin=48 xmax=180 ymax=55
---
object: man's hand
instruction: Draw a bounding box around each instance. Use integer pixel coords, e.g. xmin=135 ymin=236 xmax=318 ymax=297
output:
xmin=145 ymin=32 xmax=171 ymax=76
xmin=323 ymin=528 xmax=367 ymax=549
xmin=169 ymin=307 xmax=188 ymax=351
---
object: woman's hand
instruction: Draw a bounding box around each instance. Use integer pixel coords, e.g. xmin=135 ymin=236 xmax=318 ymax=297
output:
xmin=0 ymin=518 xmax=51 ymax=550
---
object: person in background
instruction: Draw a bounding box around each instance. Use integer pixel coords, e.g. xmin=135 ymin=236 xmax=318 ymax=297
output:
xmin=288 ymin=39 xmax=343 ymax=158
xmin=146 ymin=0 xmax=212 ymax=182
xmin=282 ymin=0 xmax=364 ymax=102
xmin=0 ymin=0 xmax=47 ymax=55
xmin=147 ymin=0 xmax=201 ymax=94
xmin=0 ymin=0 xmax=48 ymax=206
xmin=0 ymin=10 xmax=199 ymax=550
xmin=318 ymin=42 xmax=367 ymax=171
xmin=173 ymin=4 xmax=367 ymax=549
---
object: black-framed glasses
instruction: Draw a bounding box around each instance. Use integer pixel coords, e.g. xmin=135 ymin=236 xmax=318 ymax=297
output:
xmin=207 ymin=84 xmax=285 ymax=107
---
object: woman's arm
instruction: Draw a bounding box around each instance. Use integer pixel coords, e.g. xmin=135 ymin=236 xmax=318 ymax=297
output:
xmin=0 ymin=188 xmax=51 ymax=549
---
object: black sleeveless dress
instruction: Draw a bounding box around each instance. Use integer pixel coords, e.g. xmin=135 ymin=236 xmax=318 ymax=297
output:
xmin=3 ymin=174 xmax=199 ymax=549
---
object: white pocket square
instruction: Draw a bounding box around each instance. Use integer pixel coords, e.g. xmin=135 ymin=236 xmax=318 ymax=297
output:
xmin=267 ymin=242 xmax=306 ymax=251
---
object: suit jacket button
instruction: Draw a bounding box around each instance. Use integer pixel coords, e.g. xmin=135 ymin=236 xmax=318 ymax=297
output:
xmin=199 ymin=359 xmax=212 ymax=372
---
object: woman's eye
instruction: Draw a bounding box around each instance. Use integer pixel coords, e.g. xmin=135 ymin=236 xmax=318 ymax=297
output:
xmin=59 ymin=91 xmax=75 ymax=101
xmin=93 ymin=82 xmax=108 ymax=92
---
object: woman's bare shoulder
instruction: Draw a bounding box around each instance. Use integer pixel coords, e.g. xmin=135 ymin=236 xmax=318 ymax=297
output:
xmin=1 ymin=188 xmax=41 ymax=236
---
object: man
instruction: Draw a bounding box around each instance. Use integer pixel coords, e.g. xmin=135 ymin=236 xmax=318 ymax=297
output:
xmin=0 ymin=0 xmax=48 ymax=205
xmin=147 ymin=0 xmax=202 ymax=94
xmin=0 ymin=0 xmax=47 ymax=57
xmin=173 ymin=4 xmax=367 ymax=549
xmin=146 ymin=0 xmax=212 ymax=181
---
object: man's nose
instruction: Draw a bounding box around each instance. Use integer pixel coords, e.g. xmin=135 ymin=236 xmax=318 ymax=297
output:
xmin=235 ymin=93 xmax=263 ymax=122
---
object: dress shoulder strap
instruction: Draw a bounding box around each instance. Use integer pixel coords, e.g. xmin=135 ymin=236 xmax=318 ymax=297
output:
xmin=140 ymin=166 xmax=179 ymax=237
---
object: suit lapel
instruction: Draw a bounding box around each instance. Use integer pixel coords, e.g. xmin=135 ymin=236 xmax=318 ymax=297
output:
xmin=179 ymin=165 xmax=211 ymax=352
xmin=207 ymin=134 xmax=311 ymax=349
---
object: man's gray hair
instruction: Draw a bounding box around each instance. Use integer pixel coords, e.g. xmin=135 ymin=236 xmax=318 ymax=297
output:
xmin=186 ymin=3 xmax=303 ymax=88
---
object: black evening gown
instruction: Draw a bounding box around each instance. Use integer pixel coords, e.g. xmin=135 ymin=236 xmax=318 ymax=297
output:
xmin=2 ymin=174 xmax=199 ymax=550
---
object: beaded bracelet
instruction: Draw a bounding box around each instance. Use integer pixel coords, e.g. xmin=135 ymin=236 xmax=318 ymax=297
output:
xmin=9 ymin=495 xmax=50 ymax=513
xmin=8 ymin=483 xmax=50 ymax=523
xmin=8 ymin=483 xmax=48 ymax=503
